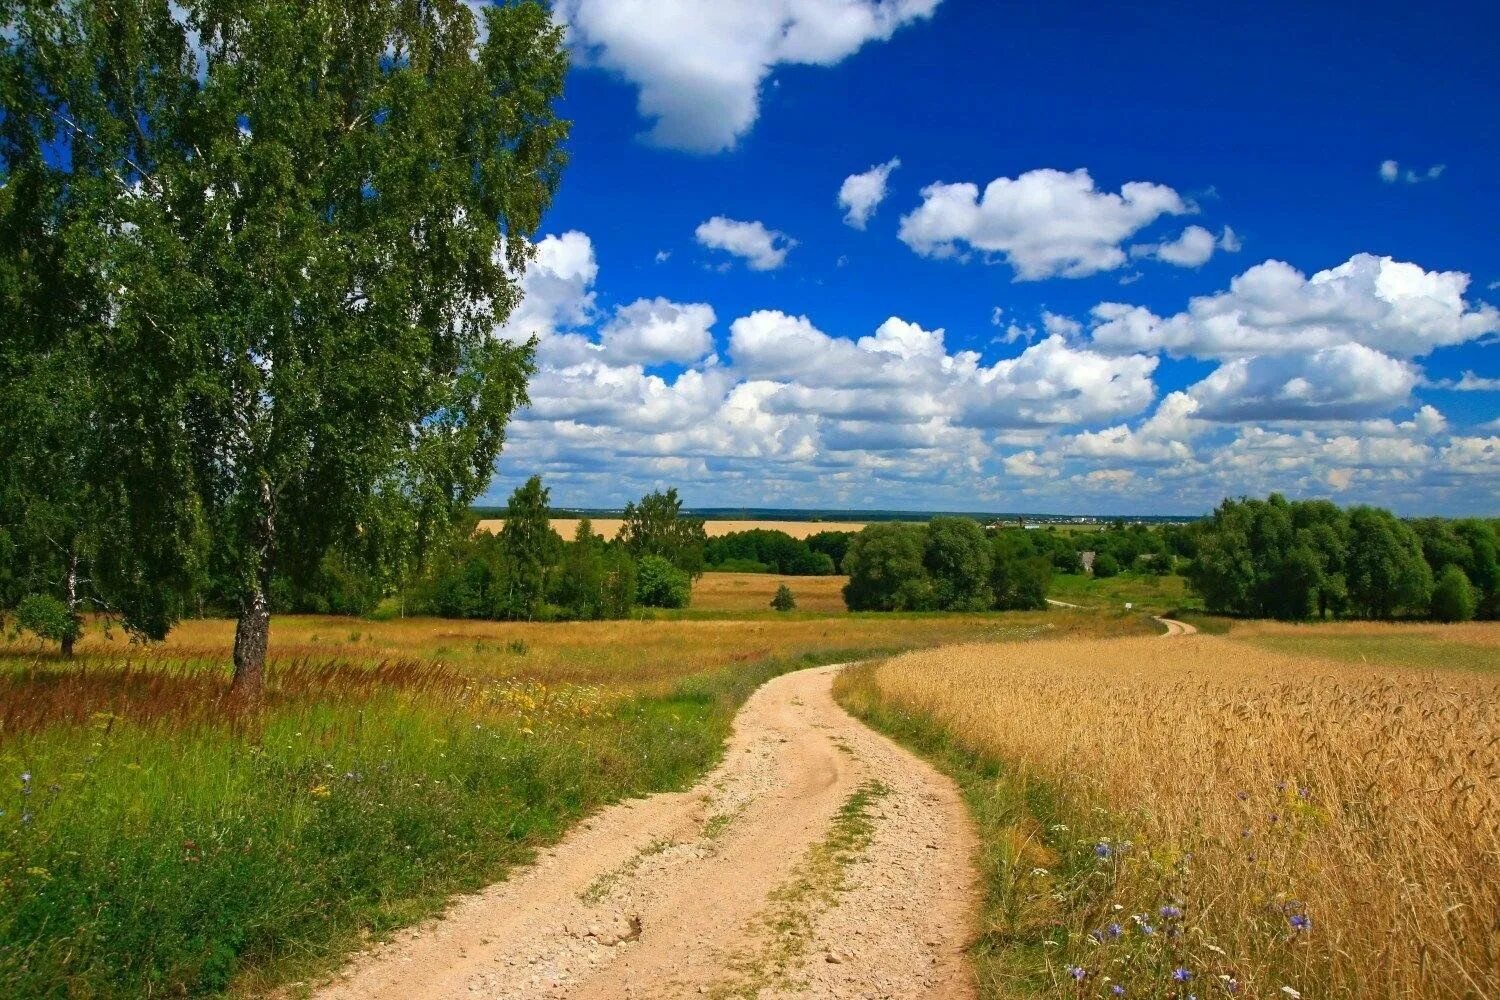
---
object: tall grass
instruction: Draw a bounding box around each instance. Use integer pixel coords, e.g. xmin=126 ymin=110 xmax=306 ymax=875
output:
xmin=840 ymin=634 xmax=1499 ymax=1000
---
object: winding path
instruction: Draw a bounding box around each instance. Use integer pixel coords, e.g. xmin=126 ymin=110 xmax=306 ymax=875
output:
xmin=312 ymin=665 xmax=978 ymax=1000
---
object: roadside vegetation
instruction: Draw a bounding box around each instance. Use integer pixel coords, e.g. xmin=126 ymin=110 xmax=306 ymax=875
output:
xmin=838 ymin=628 xmax=1500 ymax=1000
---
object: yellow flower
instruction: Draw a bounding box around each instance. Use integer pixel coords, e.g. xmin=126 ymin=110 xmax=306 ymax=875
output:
xmin=310 ymin=784 xmax=331 ymax=799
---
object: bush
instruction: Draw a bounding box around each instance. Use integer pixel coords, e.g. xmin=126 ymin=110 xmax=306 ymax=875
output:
xmin=1431 ymin=564 xmax=1477 ymax=622
xmin=636 ymin=555 xmax=691 ymax=608
xmin=843 ymin=523 xmax=932 ymax=611
xmin=1092 ymin=553 xmax=1121 ymax=578
xmin=770 ymin=584 xmax=796 ymax=612
xmin=14 ymin=593 xmax=79 ymax=649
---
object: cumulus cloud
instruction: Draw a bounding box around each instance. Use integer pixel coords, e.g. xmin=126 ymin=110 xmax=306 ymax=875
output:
xmin=838 ymin=157 xmax=901 ymax=229
xmin=556 ymin=0 xmax=941 ymax=153
xmin=1427 ymin=370 xmax=1500 ymax=391
xmin=1003 ymin=450 xmax=1058 ymax=478
xmin=1130 ymin=224 xmax=1239 ymax=268
xmin=495 ymin=231 xmax=598 ymax=343
xmin=897 ymin=168 xmax=1190 ymax=280
xmin=1090 ymin=253 xmax=1500 ymax=359
xmin=1186 ymin=344 xmax=1418 ymax=422
xmin=1380 ymin=159 xmax=1445 ymax=184
xmin=598 ymin=298 xmax=716 ymax=365
xmin=695 ymin=216 xmax=797 ymax=271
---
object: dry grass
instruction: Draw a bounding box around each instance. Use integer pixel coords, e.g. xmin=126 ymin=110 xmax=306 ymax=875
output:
xmin=692 ymin=572 xmax=850 ymax=613
xmin=859 ymin=632 xmax=1500 ymax=999
xmin=473 ymin=518 xmax=871 ymax=540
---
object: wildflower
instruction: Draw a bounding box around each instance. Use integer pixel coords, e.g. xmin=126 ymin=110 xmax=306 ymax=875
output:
xmin=310 ymin=784 xmax=331 ymax=799
xmin=1172 ymin=967 xmax=1192 ymax=982
xmin=1161 ymin=905 xmax=1183 ymax=920
xmin=1064 ymin=964 xmax=1086 ymax=982
xmin=1095 ymin=842 xmax=1113 ymax=859
xmin=1289 ymin=914 xmax=1310 ymax=931
xmin=1280 ymin=988 xmax=1302 ymax=999
xmin=1106 ymin=922 xmax=1123 ymax=938
xmin=1111 ymin=987 xmax=1125 ymax=997
xmin=1139 ymin=923 xmax=1155 ymax=936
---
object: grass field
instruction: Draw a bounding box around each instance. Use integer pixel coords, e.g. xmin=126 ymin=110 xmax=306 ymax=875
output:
xmin=837 ymin=626 xmax=1500 ymax=1000
xmin=474 ymin=518 xmax=873 ymax=540
xmin=0 ymin=603 xmax=1150 ymax=997
xmin=1046 ymin=570 xmax=1198 ymax=614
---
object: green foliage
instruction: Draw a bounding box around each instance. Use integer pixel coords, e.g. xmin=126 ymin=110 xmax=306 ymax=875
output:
xmin=499 ymin=477 xmax=561 ymax=621
xmin=620 ymin=489 xmax=708 ymax=578
xmin=1345 ymin=507 xmax=1433 ymax=619
xmin=771 ymin=584 xmax=797 ymax=612
xmin=636 ymin=555 xmax=691 ymax=609
xmin=1430 ymin=565 xmax=1477 ymax=622
xmin=989 ymin=534 xmax=1053 ymax=611
xmin=13 ymin=594 xmax=80 ymax=646
xmin=0 ymin=0 xmax=569 ymax=685
xmin=704 ymin=529 xmax=836 ymax=575
xmin=1091 ymin=552 xmax=1121 ymax=578
xmin=843 ymin=523 xmax=934 ymax=612
xmin=924 ymin=517 xmax=994 ymax=611
xmin=549 ymin=520 xmax=636 ymax=620
xmin=805 ymin=530 xmax=855 ymax=572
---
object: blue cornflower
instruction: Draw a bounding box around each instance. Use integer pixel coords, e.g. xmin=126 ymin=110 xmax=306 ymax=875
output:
xmin=1172 ymin=967 xmax=1192 ymax=982
xmin=1065 ymin=964 xmax=1086 ymax=982
xmin=1290 ymin=914 xmax=1311 ymax=931
xmin=1161 ymin=905 xmax=1183 ymax=920
xmin=1095 ymin=843 xmax=1113 ymax=858
xmin=1107 ymin=922 xmax=1123 ymax=938
xmin=1111 ymin=986 xmax=1125 ymax=996
xmin=1139 ymin=923 xmax=1155 ymax=936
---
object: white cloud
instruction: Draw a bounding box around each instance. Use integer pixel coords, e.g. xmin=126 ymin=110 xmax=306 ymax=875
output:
xmin=1381 ymin=159 xmax=1445 ymax=184
xmin=598 ymin=298 xmax=716 ymax=365
xmin=1186 ymin=344 xmax=1418 ymax=421
xmin=838 ymin=157 xmax=901 ymax=229
xmin=654 ymin=250 xmax=671 ymax=264
xmin=695 ymin=216 xmax=797 ymax=271
xmin=1090 ymin=253 xmax=1500 ymax=359
xmin=495 ymin=231 xmax=598 ymax=343
xmin=1427 ymin=370 xmax=1500 ymax=391
xmin=557 ymin=0 xmax=941 ymax=153
xmin=897 ymin=168 xmax=1190 ymax=280
xmin=1003 ymin=450 xmax=1058 ymax=478
xmin=1130 ymin=223 xmax=1240 ymax=268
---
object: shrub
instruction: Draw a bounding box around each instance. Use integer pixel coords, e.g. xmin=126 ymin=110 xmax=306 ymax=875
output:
xmin=1431 ymin=564 xmax=1477 ymax=622
xmin=1092 ymin=552 xmax=1121 ymax=578
xmin=636 ymin=555 xmax=691 ymax=608
xmin=771 ymin=584 xmax=796 ymax=612
xmin=14 ymin=593 xmax=79 ymax=650
xmin=843 ymin=523 xmax=932 ymax=611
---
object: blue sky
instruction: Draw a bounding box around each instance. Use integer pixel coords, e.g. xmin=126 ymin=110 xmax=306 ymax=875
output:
xmin=487 ymin=0 xmax=1499 ymax=515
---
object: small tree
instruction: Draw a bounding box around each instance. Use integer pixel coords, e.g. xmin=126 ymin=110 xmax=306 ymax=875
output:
xmin=770 ymin=584 xmax=796 ymax=612
xmin=636 ymin=555 xmax=690 ymax=609
xmin=1431 ymin=565 xmax=1477 ymax=622
xmin=1092 ymin=552 xmax=1121 ymax=578
xmin=842 ymin=523 xmax=933 ymax=611
xmin=924 ymin=517 xmax=993 ymax=611
xmin=499 ymin=477 xmax=560 ymax=621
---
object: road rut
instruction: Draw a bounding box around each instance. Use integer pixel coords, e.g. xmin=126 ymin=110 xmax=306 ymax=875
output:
xmin=311 ymin=665 xmax=978 ymax=1000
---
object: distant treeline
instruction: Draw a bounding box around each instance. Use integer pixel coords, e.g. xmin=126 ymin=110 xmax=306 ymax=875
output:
xmin=1184 ymin=495 xmax=1497 ymax=621
xmin=705 ymin=529 xmax=850 ymax=575
xmin=842 ymin=518 xmax=1053 ymax=612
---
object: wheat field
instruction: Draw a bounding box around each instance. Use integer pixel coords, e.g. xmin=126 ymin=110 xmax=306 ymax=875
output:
xmin=473 ymin=518 xmax=870 ymax=539
xmin=855 ymin=632 xmax=1500 ymax=999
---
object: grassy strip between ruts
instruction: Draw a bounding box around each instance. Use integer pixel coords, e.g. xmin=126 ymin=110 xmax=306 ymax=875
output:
xmin=835 ymin=663 xmax=1092 ymax=998
xmin=0 ymin=646 xmax=879 ymax=999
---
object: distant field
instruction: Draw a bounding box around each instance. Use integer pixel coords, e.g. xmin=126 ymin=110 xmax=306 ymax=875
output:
xmin=1046 ymin=570 xmax=1196 ymax=613
xmin=839 ymin=625 xmax=1500 ymax=1000
xmin=692 ymin=572 xmax=849 ymax=613
xmin=474 ymin=518 xmax=869 ymax=540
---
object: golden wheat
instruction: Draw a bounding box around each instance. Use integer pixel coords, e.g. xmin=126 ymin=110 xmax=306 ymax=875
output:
xmin=867 ymin=633 xmax=1500 ymax=999
xmin=473 ymin=518 xmax=871 ymax=540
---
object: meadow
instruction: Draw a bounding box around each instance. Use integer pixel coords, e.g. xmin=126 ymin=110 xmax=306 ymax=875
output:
xmin=0 ymin=583 xmax=1149 ymax=998
xmin=837 ymin=625 xmax=1500 ymax=1000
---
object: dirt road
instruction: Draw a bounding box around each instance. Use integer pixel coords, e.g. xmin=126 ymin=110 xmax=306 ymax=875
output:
xmin=312 ymin=665 xmax=978 ymax=1000
xmin=1154 ymin=616 xmax=1198 ymax=637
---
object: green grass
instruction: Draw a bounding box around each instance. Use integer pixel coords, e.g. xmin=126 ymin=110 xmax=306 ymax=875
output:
xmin=1046 ymin=571 xmax=1196 ymax=614
xmin=0 ymin=648 xmax=854 ymax=998
xmin=1234 ymin=630 xmax=1498 ymax=673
